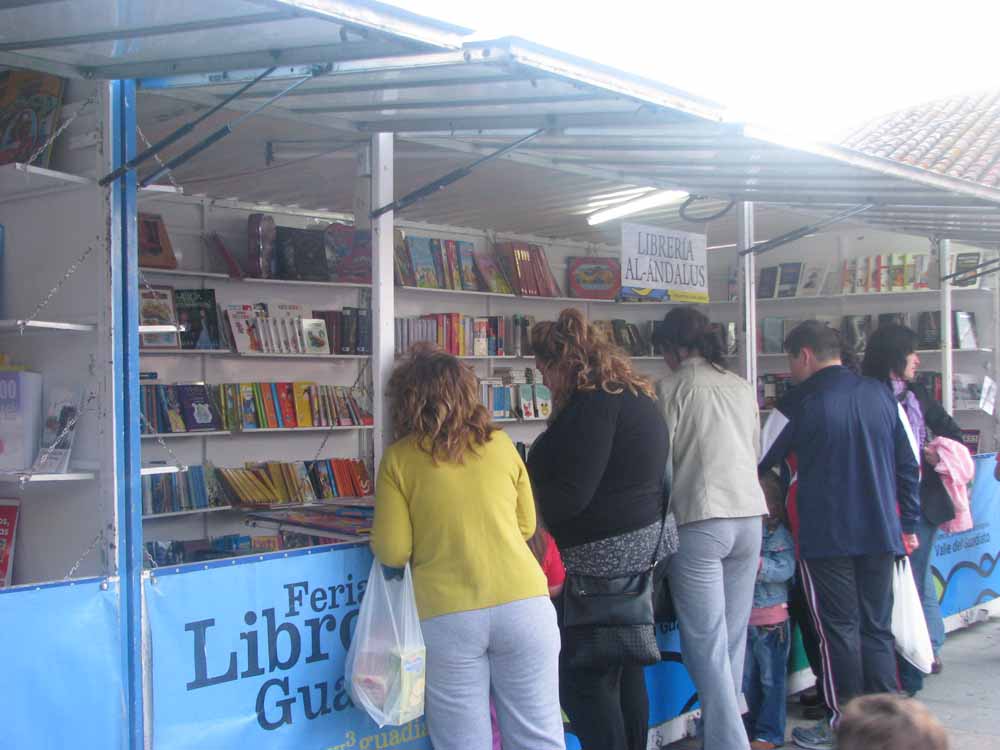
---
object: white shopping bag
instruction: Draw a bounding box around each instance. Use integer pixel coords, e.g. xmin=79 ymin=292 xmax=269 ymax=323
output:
xmin=345 ymin=560 xmax=426 ymax=727
xmin=891 ymin=557 xmax=935 ymax=674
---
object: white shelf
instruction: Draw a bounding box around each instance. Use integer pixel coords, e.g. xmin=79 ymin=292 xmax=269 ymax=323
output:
xmin=0 ymin=470 xmax=97 ymax=483
xmin=755 ymin=348 xmax=993 ymax=359
xmin=142 ymin=431 xmax=232 ymax=439
xmin=243 ymin=277 xmax=370 ymax=290
xmin=495 ymin=418 xmax=547 ymax=424
xmin=141 ymin=268 xmax=231 ymax=280
xmin=757 ymin=289 xmax=992 ymax=305
xmin=139 ymin=348 xmax=368 ymax=360
xmin=0 ymin=162 xmax=91 ymax=202
xmin=398 ymin=285 xmax=516 ymax=299
xmin=0 ymin=319 xmax=95 ymax=334
xmin=143 ymin=506 xmax=234 ymax=520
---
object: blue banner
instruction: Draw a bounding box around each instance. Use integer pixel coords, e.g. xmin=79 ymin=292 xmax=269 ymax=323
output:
xmin=145 ymin=544 xmax=431 ymax=750
xmin=0 ymin=577 xmax=124 ymax=750
xmin=931 ymin=454 xmax=1000 ymax=617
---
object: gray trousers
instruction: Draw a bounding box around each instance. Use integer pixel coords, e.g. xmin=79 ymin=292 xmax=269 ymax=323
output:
xmin=667 ymin=517 xmax=762 ymax=750
xmin=420 ymin=596 xmax=565 ymax=750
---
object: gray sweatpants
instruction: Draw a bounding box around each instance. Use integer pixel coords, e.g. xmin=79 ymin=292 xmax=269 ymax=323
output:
xmin=667 ymin=517 xmax=762 ymax=750
xmin=420 ymin=596 xmax=565 ymax=750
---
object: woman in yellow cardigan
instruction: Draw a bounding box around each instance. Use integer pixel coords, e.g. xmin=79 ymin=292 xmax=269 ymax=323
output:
xmin=372 ymin=345 xmax=565 ymax=750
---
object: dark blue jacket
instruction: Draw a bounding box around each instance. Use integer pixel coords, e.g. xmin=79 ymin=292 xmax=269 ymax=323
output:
xmin=759 ymin=366 xmax=920 ymax=559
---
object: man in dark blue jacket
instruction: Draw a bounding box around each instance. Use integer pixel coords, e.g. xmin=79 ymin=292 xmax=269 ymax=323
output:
xmin=759 ymin=321 xmax=920 ymax=750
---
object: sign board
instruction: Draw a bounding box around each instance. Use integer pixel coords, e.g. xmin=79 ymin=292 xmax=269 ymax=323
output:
xmin=621 ymin=223 xmax=708 ymax=303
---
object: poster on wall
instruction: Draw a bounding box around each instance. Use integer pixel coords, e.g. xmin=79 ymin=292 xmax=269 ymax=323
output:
xmin=144 ymin=544 xmax=432 ymax=750
xmin=931 ymin=454 xmax=1000 ymax=618
xmin=0 ymin=499 xmax=18 ymax=588
xmin=0 ymin=69 xmax=65 ymax=168
xmin=620 ymin=223 xmax=708 ymax=303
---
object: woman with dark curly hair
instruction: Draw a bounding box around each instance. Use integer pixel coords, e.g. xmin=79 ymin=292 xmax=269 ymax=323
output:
xmin=527 ymin=308 xmax=670 ymax=750
xmin=371 ymin=344 xmax=564 ymax=750
xmin=863 ymin=323 xmax=962 ymax=692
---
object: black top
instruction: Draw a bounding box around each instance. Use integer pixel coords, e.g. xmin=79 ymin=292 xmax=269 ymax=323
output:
xmin=527 ymin=388 xmax=668 ymax=548
xmin=906 ymin=381 xmax=964 ymax=526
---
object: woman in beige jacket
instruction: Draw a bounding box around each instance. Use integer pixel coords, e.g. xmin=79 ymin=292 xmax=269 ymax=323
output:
xmin=653 ymin=306 xmax=767 ymax=750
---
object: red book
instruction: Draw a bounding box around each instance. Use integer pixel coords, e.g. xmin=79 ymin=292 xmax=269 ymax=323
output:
xmin=531 ymin=245 xmax=562 ymax=297
xmin=494 ymin=242 xmax=524 ymax=295
xmin=261 ymin=383 xmax=279 ymax=428
xmin=275 ymin=383 xmax=298 ymax=428
xmin=515 ymin=243 xmax=540 ymax=296
xmin=444 ymin=240 xmax=461 ymax=290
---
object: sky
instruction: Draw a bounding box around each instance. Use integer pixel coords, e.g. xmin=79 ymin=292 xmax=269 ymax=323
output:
xmin=389 ymin=0 xmax=1000 ymax=142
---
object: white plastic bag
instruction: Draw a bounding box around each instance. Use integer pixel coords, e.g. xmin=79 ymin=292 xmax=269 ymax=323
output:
xmin=891 ymin=557 xmax=935 ymax=674
xmin=345 ymin=560 xmax=426 ymax=727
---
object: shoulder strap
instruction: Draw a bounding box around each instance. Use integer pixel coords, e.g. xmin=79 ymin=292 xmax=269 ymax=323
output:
xmin=650 ymin=497 xmax=669 ymax=570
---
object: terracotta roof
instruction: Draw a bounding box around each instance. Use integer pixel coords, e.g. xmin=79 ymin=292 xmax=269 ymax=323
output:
xmin=842 ymin=90 xmax=1000 ymax=188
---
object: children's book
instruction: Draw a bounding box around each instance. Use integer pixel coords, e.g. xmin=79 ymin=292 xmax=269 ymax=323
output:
xmin=0 ymin=499 xmax=19 ymax=588
xmin=32 ymin=384 xmax=82 ymax=473
xmin=174 ymin=289 xmax=222 ymax=350
xmin=406 ymin=236 xmax=441 ymax=289
xmin=139 ymin=286 xmax=179 ymax=349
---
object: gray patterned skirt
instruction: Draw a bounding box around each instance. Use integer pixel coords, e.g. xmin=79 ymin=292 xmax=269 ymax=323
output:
xmin=560 ymin=513 xmax=679 ymax=578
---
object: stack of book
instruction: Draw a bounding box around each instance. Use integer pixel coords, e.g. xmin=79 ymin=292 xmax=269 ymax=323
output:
xmin=140 ymin=381 xmax=372 ymax=434
xmin=481 ymin=368 xmax=552 ymax=421
xmin=214 ymin=457 xmax=373 ymax=507
xmin=144 ymin=534 xmax=285 ymax=567
xmin=141 ymin=465 xmax=221 ymax=516
xmin=223 ymin=301 xmax=371 ymax=356
xmin=395 ymin=234 xmax=563 ymax=297
xmin=246 ymin=502 xmax=375 ymax=539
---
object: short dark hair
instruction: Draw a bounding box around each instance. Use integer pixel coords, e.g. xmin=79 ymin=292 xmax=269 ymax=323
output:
xmin=652 ymin=306 xmax=726 ymax=370
xmin=862 ymin=324 xmax=920 ymax=382
xmin=784 ymin=320 xmax=842 ymax=361
xmin=837 ymin=695 xmax=948 ymax=750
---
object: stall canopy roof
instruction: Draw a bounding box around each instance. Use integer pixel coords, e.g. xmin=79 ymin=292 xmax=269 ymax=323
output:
xmin=4 ymin=2 xmax=1000 ymax=245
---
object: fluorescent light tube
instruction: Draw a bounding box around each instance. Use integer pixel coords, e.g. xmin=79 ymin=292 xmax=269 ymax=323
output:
xmin=587 ymin=190 xmax=690 ymax=226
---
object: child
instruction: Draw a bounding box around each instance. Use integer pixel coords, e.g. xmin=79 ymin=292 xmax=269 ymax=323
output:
xmin=836 ymin=695 xmax=948 ymax=750
xmin=492 ymin=522 xmax=565 ymax=750
xmin=743 ymin=471 xmax=796 ymax=749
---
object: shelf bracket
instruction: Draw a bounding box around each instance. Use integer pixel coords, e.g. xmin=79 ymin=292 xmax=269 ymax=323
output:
xmin=370 ymin=129 xmax=545 ymax=219
xmin=738 ymin=204 xmax=874 ymax=257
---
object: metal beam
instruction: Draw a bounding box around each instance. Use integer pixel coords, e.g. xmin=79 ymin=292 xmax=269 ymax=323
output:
xmin=370 ymin=133 xmax=394 ymax=466
xmin=371 ymin=129 xmax=545 ymax=218
xmin=739 ymin=205 xmax=873 ymax=257
xmin=0 ymin=12 xmax=295 ymax=52
xmin=289 ymin=93 xmax=617 ymax=115
xmin=739 ymin=202 xmax=757 ymax=386
xmin=940 ymin=239 xmax=954 ymax=414
xmin=216 ymin=73 xmax=528 ymax=99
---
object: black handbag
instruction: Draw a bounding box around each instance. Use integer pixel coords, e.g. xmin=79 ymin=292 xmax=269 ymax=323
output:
xmin=561 ymin=503 xmax=668 ymax=670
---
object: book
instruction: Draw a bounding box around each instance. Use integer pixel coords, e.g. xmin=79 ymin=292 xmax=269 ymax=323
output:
xmin=301 ymin=319 xmax=331 ymax=355
xmin=137 ymin=213 xmax=177 ymax=270
xmin=32 ymin=384 xmax=82 ymax=473
xmin=567 ymin=257 xmax=621 ymax=300
xmin=757 ymin=266 xmax=779 ymax=299
xmin=529 ymin=244 xmax=562 ymax=297
xmin=841 ymin=259 xmax=857 ymax=294
xmin=960 ymin=429 xmax=981 ymax=454
xmin=950 ymin=251 xmax=982 ymax=289
xmin=796 ymin=263 xmax=827 ymax=297
xmin=456 ymin=241 xmax=482 ymax=291
xmin=854 ymin=257 xmax=870 ymax=294
xmin=324 ymin=223 xmax=372 ymax=284
xmin=139 ymin=285 xmax=179 ymax=349
xmin=274 ymin=226 xmax=330 ymax=281
xmin=534 ymin=384 xmax=553 ymax=420
xmin=293 ymin=383 xmax=315 ymax=427
xmin=518 ymin=384 xmax=536 ymax=419
xmin=841 ymin=315 xmax=872 ymax=354
xmin=174 ymin=289 xmax=223 ymax=350
xmin=443 ymin=239 xmax=461 ymax=290
xmin=917 ymin=311 xmax=941 ymax=349
xmin=776 ymin=263 xmax=802 ymax=298
xmin=247 ymin=213 xmax=278 ymax=278
xmin=203 ymin=232 xmax=244 ymax=278
xmin=871 ymin=254 xmax=891 ymax=293
xmin=760 ymin=317 xmax=785 ymax=354
xmin=473 ymin=243 xmax=513 ymax=294
xmin=406 ymin=236 xmax=441 ymax=289
xmin=889 ymin=253 xmax=907 ymax=291
xmin=953 ymin=373 xmax=983 ymax=411
xmin=820 ymin=265 xmax=842 ymax=297
xmin=914 ymin=254 xmax=933 ymax=290
xmin=355 ymin=307 xmax=372 ymax=355
xmin=953 ymin=311 xmax=978 ymax=350
xmin=225 ymin=304 xmax=263 ymax=353
xmin=0 ymin=499 xmax=19 ymax=588
xmin=393 ymin=229 xmax=416 ymax=287
xmin=160 ymin=385 xmax=187 ymax=433
xmin=176 ymin=384 xmax=220 ymax=432
xmin=239 ymin=384 xmax=259 ymax=429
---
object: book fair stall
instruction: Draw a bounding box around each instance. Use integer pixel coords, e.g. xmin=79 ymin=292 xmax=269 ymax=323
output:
xmin=1 ymin=3 xmax=1000 ymax=749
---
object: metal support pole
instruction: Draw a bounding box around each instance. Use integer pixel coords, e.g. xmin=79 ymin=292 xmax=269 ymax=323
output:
xmin=992 ymin=267 xmax=1000 ymax=452
xmin=105 ymin=79 xmax=144 ymax=749
xmin=739 ymin=202 xmax=757 ymax=385
xmin=370 ymin=133 xmax=394 ymax=467
xmin=940 ymin=239 xmax=954 ymax=414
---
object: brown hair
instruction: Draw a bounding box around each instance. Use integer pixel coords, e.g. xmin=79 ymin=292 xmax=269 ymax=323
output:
xmin=387 ymin=343 xmax=495 ymax=464
xmin=837 ymin=695 xmax=948 ymax=750
xmin=531 ymin=308 xmax=655 ymax=409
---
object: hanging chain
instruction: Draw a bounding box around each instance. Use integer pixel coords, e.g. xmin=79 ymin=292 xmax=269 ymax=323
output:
xmin=25 ymin=96 xmax=95 ymax=168
xmin=138 ymin=411 xmax=187 ymax=469
xmin=65 ymin=530 xmax=104 ymax=580
xmin=21 ymin=243 xmax=98 ymax=333
xmin=143 ymin=547 xmax=160 ymax=570
xmin=137 ymin=125 xmax=182 ymax=192
xmin=25 ymin=391 xmax=99 ymax=486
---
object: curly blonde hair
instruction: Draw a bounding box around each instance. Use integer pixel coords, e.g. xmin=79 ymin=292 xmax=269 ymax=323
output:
xmin=531 ymin=308 xmax=656 ymax=409
xmin=388 ymin=343 xmax=495 ymax=463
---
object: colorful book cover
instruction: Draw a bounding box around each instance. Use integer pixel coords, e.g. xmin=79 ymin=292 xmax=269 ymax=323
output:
xmin=457 ymin=240 xmax=482 ymax=291
xmin=854 ymin=256 xmax=870 ymax=294
xmin=176 ymin=384 xmax=220 ymax=432
xmin=301 ymin=318 xmax=331 ymax=354
xmin=473 ymin=243 xmax=513 ymax=294
xmin=173 ymin=289 xmax=222 ymax=350
xmin=618 ymin=287 xmax=668 ymax=302
xmin=259 ymin=383 xmax=279 ymax=428
xmin=393 ymin=229 xmax=416 ymax=286
xmin=225 ymin=304 xmax=263 ymax=353
xmin=950 ymin=251 xmax=982 ymax=289
xmin=776 ymin=263 xmax=802 ymax=298
xmin=139 ymin=285 xmax=179 ymax=349
xmin=443 ymin=239 xmax=461 ymax=290
xmin=567 ymin=257 xmax=621 ymax=300
xmin=239 ymin=384 xmax=259 ymax=430
xmin=405 ymin=236 xmax=440 ymax=289
xmin=160 ymin=385 xmax=187 ymax=433
xmin=32 ymin=384 xmax=82 ymax=473
xmin=324 ymin=223 xmax=372 ymax=284
xmin=292 ymin=383 xmax=315 ymax=427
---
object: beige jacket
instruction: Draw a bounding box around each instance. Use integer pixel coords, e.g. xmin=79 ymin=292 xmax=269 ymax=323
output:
xmin=656 ymin=357 xmax=767 ymax=526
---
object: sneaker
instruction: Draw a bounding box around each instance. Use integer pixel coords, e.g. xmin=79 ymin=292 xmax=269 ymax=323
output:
xmin=792 ymin=720 xmax=834 ymax=749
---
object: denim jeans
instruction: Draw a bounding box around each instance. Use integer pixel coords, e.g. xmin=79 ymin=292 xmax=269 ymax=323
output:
xmin=900 ymin=516 xmax=946 ymax=694
xmin=743 ymin=620 xmax=791 ymax=746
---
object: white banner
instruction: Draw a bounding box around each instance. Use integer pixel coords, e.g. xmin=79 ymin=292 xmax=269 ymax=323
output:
xmin=621 ymin=223 xmax=708 ymax=303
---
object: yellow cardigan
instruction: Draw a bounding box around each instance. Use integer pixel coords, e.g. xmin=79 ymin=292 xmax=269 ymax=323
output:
xmin=371 ymin=431 xmax=548 ymax=621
